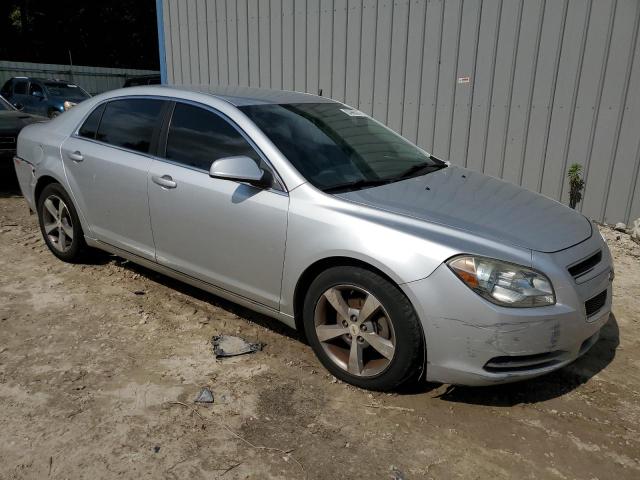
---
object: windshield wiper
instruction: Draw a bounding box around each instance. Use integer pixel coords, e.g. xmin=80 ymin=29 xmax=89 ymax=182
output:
xmin=398 ymin=161 xmax=448 ymax=179
xmin=322 ymin=178 xmax=393 ymax=193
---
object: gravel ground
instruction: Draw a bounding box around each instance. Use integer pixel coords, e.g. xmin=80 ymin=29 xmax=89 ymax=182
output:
xmin=0 ymin=177 xmax=639 ymax=480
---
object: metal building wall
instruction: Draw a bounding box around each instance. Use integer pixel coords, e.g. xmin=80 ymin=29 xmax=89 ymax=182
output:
xmin=0 ymin=61 xmax=160 ymax=95
xmin=160 ymin=0 xmax=640 ymax=225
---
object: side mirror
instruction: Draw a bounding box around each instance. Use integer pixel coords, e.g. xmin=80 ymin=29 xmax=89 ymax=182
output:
xmin=209 ymin=156 xmax=270 ymax=188
xmin=32 ymin=91 xmax=44 ymax=99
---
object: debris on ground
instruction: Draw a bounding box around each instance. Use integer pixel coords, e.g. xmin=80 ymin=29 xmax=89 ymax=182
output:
xmin=212 ymin=335 xmax=264 ymax=358
xmin=614 ymin=222 xmax=627 ymax=232
xmin=194 ymin=387 xmax=214 ymax=404
xmin=390 ymin=465 xmax=406 ymax=480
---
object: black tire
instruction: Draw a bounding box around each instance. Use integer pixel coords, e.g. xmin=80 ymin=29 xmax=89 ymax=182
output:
xmin=303 ymin=266 xmax=424 ymax=391
xmin=49 ymin=110 xmax=61 ymax=119
xmin=37 ymin=183 xmax=87 ymax=262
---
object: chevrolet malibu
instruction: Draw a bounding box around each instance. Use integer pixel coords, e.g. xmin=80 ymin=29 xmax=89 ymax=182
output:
xmin=13 ymin=86 xmax=614 ymax=390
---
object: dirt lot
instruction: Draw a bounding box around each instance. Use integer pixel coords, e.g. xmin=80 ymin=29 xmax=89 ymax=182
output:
xmin=0 ymin=176 xmax=639 ymax=480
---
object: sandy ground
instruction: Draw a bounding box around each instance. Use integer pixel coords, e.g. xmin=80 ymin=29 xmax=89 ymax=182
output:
xmin=0 ymin=175 xmax=639 ymax=480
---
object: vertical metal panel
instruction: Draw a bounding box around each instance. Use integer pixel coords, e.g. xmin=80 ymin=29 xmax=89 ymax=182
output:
xmin=332 ymin=0 xmax=348 ymax=102
xmin=281 ymin=0 xmax=295 ymax=90
xmin=344 ymin=0 xmax=363 ymax=106
xmin=582 ymin=0 xmax=638 ymax=219
xmin=319 ymin=0 xmax=335 ymax=98
xmin=259 ymin=0 xmax=271 ymax=87
xmin=226 ymin=0 xmax=239 ymax=85
xmin=371 ymin=1 xmax=392 ymax=120
xmin=386 ymin=0 xmax=409 ymax=132
xmin=247 ymin=0 xmax=260 ymax=86
xmin=449 ymin=0 xmax=482 ymax=166
xmin=520 ymin=0 xmax=567 ymax=193
xmin=501 ymin=0 xmax=544 ymax=184
xmin=161 ymin=0 xmax=640 ymax=223
xmin=401 ymin=0 xmax=427 ymax=142
xmin=187 ymin=0 xmax=200 ymax=83
xmin=416 ymin=0 xmax=445 ymax=151
xmin=294 ymin=0 xmax=307 ymax=91
xmin=205 ymin=0 xmax=220 ymax=85
xmin=606 ymin=6 xmax=640 ymax=223
xmin=270 ymin=0 xmax=283 ymax=89
xmin=433 ymin=0 xmax=463 ymax=158
xmin=236 ymin=0 xmax=250 ymax=85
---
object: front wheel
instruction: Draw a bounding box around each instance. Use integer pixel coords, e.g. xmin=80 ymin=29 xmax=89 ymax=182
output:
xmin=303 ymin=266 xmax=424 ymax=391
xmin=37 ymin=183 xmax=87 ymax=262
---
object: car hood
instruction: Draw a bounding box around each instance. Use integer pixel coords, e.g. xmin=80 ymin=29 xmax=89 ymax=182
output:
xmin=336 ymin=165 xmax=592 ymax=253
xmin=0 ymin=111 xmax=47 ymax=134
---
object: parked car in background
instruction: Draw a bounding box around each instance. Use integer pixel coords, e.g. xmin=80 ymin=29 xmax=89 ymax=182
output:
xmin=0 ymin=95 xmax=46 ymax=177
xmin=123 ymin=74 xmax=160 ymax=87
xmin=13 ymin=86 xmax=614 ymax=390
xmin=1 ymin=77 xmax=90 ymax=118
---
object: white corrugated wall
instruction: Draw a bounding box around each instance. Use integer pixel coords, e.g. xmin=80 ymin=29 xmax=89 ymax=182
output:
xmin=161 ymin=0 xmax=640 ymax=225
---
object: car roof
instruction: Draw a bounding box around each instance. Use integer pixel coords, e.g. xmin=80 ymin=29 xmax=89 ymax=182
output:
xmin=147 ymin=84 xmax=338 ymax=107
xmin=11 ymin=77 xmax=76 ymax=85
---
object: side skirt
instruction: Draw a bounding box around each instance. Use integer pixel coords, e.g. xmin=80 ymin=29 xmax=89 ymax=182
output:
xmin=85 ymin=237 xmax=297 ymax=329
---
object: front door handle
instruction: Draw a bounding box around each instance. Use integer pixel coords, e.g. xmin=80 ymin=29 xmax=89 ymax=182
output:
xmin=152 ymin=174 xmax=177 ymax=189
xmin=69 ymin=151 xmax=84 ymax=162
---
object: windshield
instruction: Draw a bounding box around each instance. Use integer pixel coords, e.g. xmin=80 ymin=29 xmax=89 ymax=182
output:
xmin=0 ymin=95 xmax=13 ymax=111
xmin=44 ymin=82 xmax=89 ymax=98
xmin=239 ymin=102 xmax=444 ymax=191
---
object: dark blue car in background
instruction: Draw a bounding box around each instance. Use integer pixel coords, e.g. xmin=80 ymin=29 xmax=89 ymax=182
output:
xmin=1 ymin=77 xmax=90 ymax=118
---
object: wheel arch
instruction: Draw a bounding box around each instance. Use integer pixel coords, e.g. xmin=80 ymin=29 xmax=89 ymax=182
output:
xmin=293 ymin=256 xmax=405 ymax=336
xmin=34 ymin=175 xmax=61 ymax=205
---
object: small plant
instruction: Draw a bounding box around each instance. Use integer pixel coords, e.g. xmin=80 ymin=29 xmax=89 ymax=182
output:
xmin=568 ymin=163 xmax=585 ymax=209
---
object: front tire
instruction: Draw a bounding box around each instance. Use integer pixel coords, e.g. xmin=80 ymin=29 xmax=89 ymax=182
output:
xmin=303 ymin=266 xmax=424 ymax=391
xmin=37 ymin=183 xmax=87 ymax=262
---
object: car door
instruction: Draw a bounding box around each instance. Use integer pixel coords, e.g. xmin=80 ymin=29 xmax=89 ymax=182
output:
xmin=147 ymin=102 xmax=289 ymax=309
xmin=27 ymin=81 xmax=47 ymax=116
xmin=11 ymin=79 xmax=29 ymax=112
xmin=61 ymin=97 xmax=168 ymax=260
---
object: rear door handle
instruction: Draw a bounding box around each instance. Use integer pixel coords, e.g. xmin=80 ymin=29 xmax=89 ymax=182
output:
xmin=152 ymin=174 xmax=177 ymax=189
xmin=69 ymin=151 xmax=84 ymax=162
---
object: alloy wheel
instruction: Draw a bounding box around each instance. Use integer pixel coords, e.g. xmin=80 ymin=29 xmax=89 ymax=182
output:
xmin=314 ymin=285 xmax=396 ymax=377
xmin=42 ymin=194 xmax=74 ymax=253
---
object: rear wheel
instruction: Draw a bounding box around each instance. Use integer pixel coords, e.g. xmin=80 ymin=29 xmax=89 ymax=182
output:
xmin=303 ymin=266 xmax=424 ymax=390
xmin=37 ymin=183 xmax=87 ymax=262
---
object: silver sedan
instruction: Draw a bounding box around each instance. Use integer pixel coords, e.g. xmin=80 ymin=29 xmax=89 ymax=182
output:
xmin=14 ymin=86 xmax=614 ymax=390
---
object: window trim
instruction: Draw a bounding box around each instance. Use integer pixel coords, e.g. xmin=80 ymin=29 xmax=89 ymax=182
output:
xmin=73 ymin=95 xmax=169 ymax=158
xmin=72 ymin=95 xmax=287 ymax=193
xmin=160 ymin=99 xmax=286 ymax=192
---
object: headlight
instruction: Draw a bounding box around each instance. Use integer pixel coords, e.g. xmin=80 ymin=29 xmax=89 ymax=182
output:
xmin=63 ymin=101 xmax=77 ymax=111
xmin=447 ymin=255 xmax=555 ymax=307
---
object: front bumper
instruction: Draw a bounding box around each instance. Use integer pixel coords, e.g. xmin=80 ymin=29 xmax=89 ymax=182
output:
xmin=402 ymin=240 xmax=613 ymax=386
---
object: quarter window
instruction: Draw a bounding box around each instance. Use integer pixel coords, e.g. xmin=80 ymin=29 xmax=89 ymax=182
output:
xmin=96 ymin=98 xmax=165 ymax=154
xmin=165 ymin=103 xmax=260 ymax=171
xmin=78 ymin=104 xmax=106 ymax=139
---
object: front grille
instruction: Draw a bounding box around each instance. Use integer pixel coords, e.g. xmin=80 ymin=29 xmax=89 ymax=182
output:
xmin=568 ymin=250 xmax=602 ymax=278
xmin=0 ymin=136 xmax=16 ymax=149
xmin=585 ymin=290 xmax=607 ymax=317
xmin=484 ymin=351 xmax=564 ymax=373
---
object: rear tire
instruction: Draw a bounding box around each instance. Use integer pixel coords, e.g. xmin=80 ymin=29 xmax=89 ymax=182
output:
xmin=37 ymin=183 xmax=87 ymax=262
xmin=303 ymin=266 xmax=424 ymax=391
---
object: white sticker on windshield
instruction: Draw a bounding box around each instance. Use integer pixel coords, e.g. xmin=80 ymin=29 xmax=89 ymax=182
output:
xmin=340 ymin=108 xmax=367 ymax=117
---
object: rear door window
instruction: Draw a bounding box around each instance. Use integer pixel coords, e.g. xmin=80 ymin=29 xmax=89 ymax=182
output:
xmin=165 ymin=103 xmax=260 ymax=171
xmin=96 ymin=98 xmax=165 ymax=154
xmin=13 ymin=80 xmax=27 ymax=95
xmin=78 ymin=104 xmax=106 ymax=139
